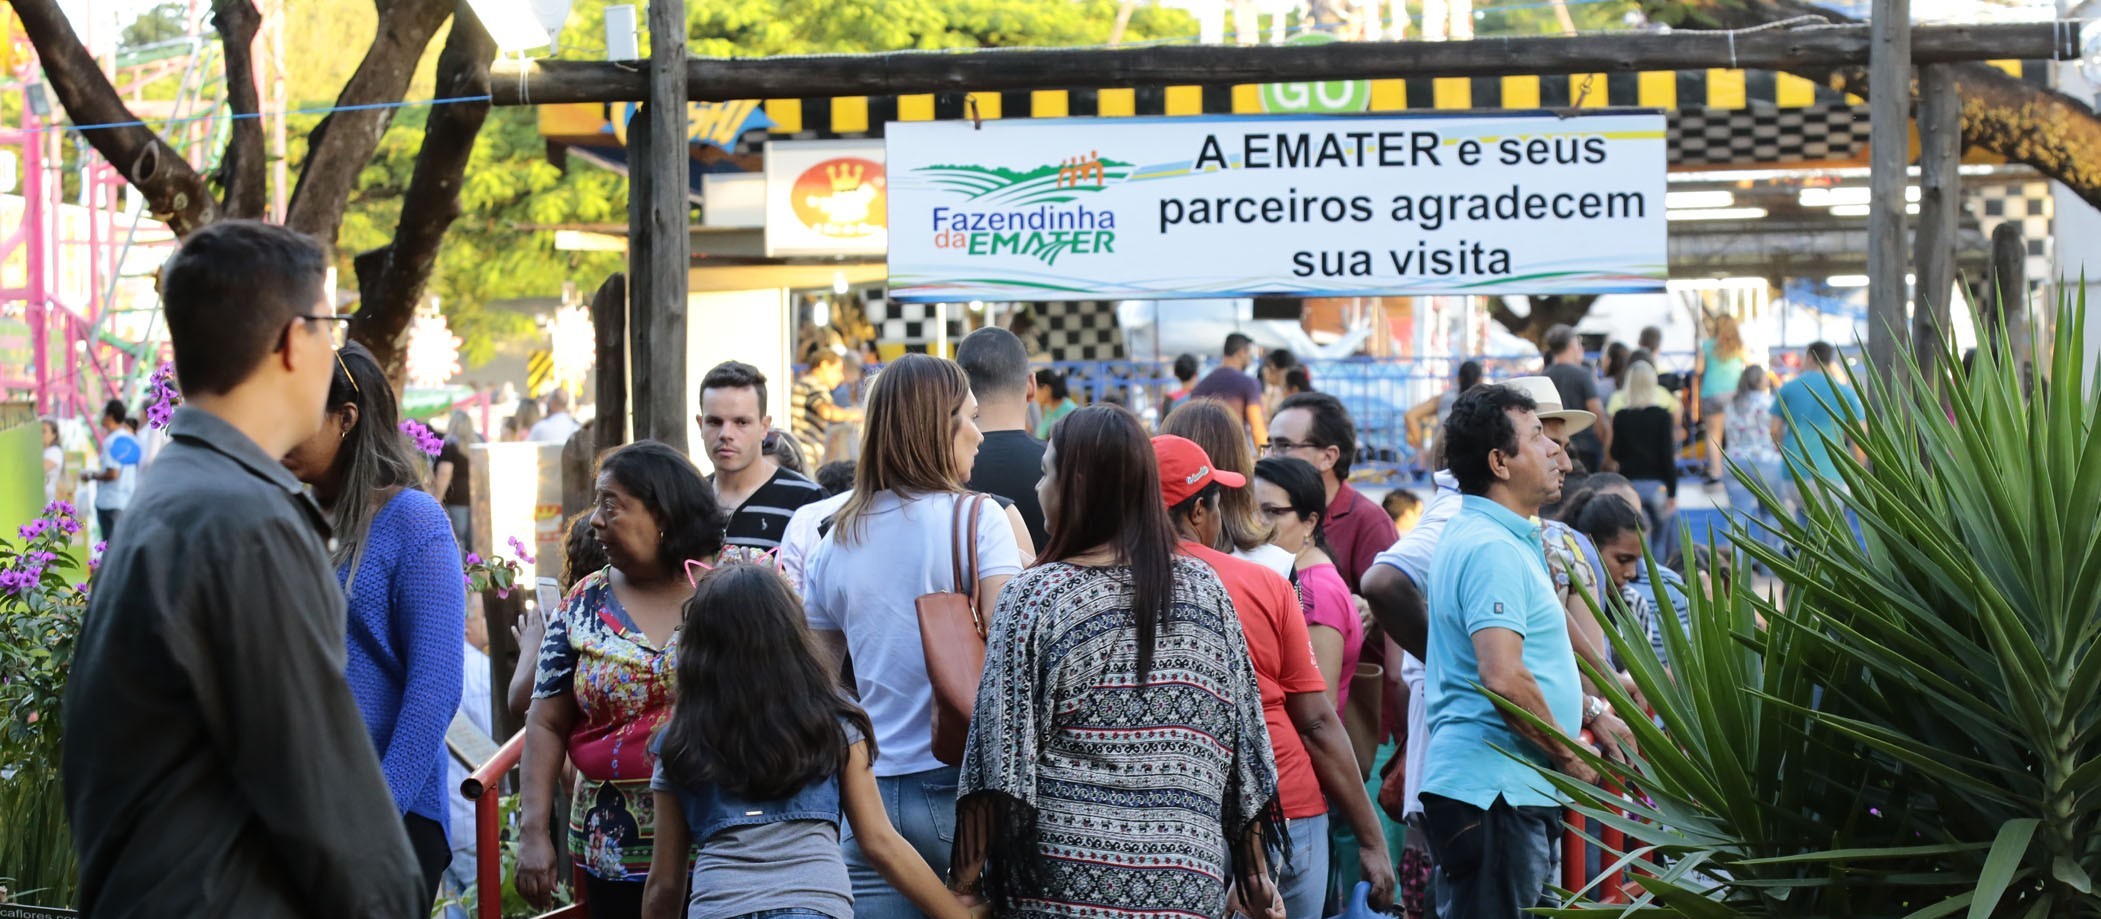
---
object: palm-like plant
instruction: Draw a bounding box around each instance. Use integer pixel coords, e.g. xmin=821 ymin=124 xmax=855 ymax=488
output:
xmin=1529 ymin=292 xmax=2101 ymax=917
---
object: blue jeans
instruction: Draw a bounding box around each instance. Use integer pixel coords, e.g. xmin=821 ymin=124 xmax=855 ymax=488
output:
xmin=1419 ymin=793 xmax=1556 ymax=919
xmin=841 ymin=766 xmax=959 ymax=919
xmin=1628 ymin=478 xmax=1677 ymax=561
xmin=1721 ymin=456 xmax=1786 ymax=556
xmin=1277 ymin=812 xmax=1331 ymax=919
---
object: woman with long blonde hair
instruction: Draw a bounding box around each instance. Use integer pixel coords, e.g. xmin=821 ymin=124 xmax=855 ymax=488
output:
xmin=1697 ymin=314 xmax=1748 ymax=481
xmin=801 ymin=353 xmax=1028 ymax=919
xmin=1160 ymin=397 xmax=1293 ymax=578
xmin=1610 ymin=361 xmax=1683 ymax=560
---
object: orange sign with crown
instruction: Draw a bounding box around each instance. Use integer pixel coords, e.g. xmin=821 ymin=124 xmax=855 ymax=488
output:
xmin=789 ymin=156 xmax=886 ymax=239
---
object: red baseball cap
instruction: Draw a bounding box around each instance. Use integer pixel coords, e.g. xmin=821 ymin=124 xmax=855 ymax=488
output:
xmin=1152 ymin=435 xmax=1247 ymax=506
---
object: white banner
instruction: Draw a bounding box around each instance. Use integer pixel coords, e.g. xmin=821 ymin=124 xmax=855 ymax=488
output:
xmin=765 ymin=139 xmax=888 ymax=257
xmin=884 ymin=112 xmax=1667 ymax=302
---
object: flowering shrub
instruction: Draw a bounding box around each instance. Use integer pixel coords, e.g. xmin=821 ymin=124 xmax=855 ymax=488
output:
xmin=0 ymin=502 xmax=97 ymax=906
xmin=145 ymin=362 xmax=181 ymax=430
xmin=464 ymin=536 xmax=538 ymax=599
xmin=400 ymin=418 xmax=444 ymax=458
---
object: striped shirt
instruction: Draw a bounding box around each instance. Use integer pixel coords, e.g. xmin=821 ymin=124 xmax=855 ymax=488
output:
xmin=719 ymin=467 xmax=828 ymax=552
xmin=792 ymin=377 xmax=833 ymax=452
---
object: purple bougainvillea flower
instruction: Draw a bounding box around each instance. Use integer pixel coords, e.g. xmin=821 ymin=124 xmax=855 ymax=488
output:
xmin=507 ymin=536 xmax=538 ymax=565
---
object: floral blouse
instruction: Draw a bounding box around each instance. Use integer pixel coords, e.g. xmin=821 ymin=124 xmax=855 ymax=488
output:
xmin=534 ymin=567 xmax=678 ymax=881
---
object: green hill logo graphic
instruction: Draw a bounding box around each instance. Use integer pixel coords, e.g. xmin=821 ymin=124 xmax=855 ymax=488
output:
xmin=914 ymin=152 xmax=1132 ymax=206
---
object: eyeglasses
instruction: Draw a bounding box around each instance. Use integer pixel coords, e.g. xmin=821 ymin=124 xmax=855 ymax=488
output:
xmin=1259 ymin=503 xmax=1298 ymax=519
xmin=301 ymin=313 xmax=354 ymax=348
xmin=1261 ymin=438 xmax=1326 ymax=455
xmin=335 ymin=349 xmax=360 ymax=395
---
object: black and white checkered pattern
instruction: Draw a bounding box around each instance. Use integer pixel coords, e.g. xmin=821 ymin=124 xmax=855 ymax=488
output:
xmin=1670 ymin=103 xmax=1874 ymax=168
xmin=1034 ymin=302 xmax=1125 ymax=362
xmin=1965 ymin=180 xmax=2054 ymax=289
xmin=862 ymin=291 xmax=967 ymax=347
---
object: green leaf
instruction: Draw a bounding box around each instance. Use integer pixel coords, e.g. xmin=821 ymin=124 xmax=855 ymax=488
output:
xmin=1969 ymin=818 xmax=2039 ymax=919
xmin=2051 ymin=854 xmax=2092 ymax=894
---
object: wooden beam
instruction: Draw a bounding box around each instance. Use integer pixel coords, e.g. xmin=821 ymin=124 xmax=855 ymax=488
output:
xmin=591 ymin=273 xmax=628 ymax=454
xmin=1912 ymin=64 xmax=1960 ymax=382
xmin=624 ymin=104 xmax=660 ymax=444
xmin=491 ymin=22 xmax=2079 ymax=105
xmin=1865 ymin=0 xmax=1909 ymax=382
xmin=637 ymin=0 xmax=690 ymax=451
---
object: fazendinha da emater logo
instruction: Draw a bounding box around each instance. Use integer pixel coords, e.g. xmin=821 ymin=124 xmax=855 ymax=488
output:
xmin=917 ymin=151 xmax=1126 ymax=266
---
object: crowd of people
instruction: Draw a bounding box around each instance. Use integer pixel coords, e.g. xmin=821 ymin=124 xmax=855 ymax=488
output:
xmin=57 ymin=220 xmax=1871 ymax=919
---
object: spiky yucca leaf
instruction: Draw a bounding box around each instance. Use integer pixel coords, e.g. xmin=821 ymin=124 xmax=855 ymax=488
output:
xmin=1519 ymin=289 xmax=2100 ymax=917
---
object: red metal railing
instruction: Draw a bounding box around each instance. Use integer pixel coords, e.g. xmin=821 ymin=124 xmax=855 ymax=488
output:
xmin=463 ymin=730 xmax=589 ymax=919
xmin=1560 ymin=729 xmax=1638 ymax=904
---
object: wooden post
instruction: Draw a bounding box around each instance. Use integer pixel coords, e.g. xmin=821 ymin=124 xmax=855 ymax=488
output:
xmin=1912 ymin=64 xmax=1960 ymax=381
xmin=591 ymin=273 xmax=629 ymax=453
xmin=1866 ymin=0 xmax=1911 ymax=383
xmin=1987 ymin=223 xmax=2032 ymax=369
xmin=625 ymin=103 xmax=658 ymax=441
xmin=637 ymin=0 xmax=690 ymax=450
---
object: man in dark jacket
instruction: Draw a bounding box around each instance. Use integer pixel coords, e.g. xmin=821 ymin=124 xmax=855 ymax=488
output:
xmin=63 ymin=221 xmax=426 ymax=917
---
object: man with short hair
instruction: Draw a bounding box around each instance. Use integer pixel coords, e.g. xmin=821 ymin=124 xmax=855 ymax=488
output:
xmin=1543 ymin=324 xmax=1609 ymax=472
xmin=1266 ymin=391 xmax=1390 ymax=593
xmin=956 ymin=326 xmax=1048 ymax=547
xmin=697 ymin=360 xmax=826 ymax=553
xmin=63 ymin=220 xmax=426 ymax=916
xmin=1770 ymin=340 xmax=1865 ymax=512
xmin=1188 ymin=331 xmax=1269 ymax=445
xmin=527 ymin=388 xmax=581 ymax=444
xmin=1154 ymin=435 xmax=1396 ymax=917
xmin=86 ymin=398 xmax=142 ymax=538
xmin=1417 ymin=384 xmax=1599 ymax=918
xmin=792 ymin=345 xmax=861 ymax=459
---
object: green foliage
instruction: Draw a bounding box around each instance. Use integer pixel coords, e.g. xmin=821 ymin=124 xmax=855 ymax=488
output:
xmin=0 ymin=502 xmax=95 ymax=907
xmin=119 ymin=2 xmax=189 ymax=52
xmin=335 ymin=106 xmax=625 ymax=368
xmin=1526 ymin=290 xmax=2101 ymax=916
xmin=549 ymin=0 xmax=1197 ymax=59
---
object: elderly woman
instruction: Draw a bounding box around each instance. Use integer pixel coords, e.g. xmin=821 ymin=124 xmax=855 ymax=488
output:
xmin=516 ymin=441 xmax=728 ymax=918
xmin=281 ymin=343 xmax=466 ymax=906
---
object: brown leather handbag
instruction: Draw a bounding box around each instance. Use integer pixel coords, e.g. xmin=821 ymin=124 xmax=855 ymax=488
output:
xmin=918 ymin=493 xmax=990 ymax=766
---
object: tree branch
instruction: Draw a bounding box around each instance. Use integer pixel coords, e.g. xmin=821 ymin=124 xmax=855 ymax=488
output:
xmin=1670 ymin=0 xmax=2101 ymax=212
xmin=284 ymin=0 xmax=453 ymax=245
xmin=12 ymin=0 xmax=218 ymax=235
xmin=210 ymin=0 xmax=266 ymax=218
xmin=349 ymin=2 xmax=495 ymax=384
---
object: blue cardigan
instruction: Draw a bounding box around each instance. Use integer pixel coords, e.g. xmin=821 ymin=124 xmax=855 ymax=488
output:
xmin=339 ymin=487 xmax=465 ymax=841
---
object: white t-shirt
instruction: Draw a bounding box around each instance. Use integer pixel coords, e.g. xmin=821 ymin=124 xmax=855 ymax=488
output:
xmin=1371 ymin=470 xmax=1461 ymax=818
xmin=1232 ymin=542 xmax=1295 ymax=579
xmin=780 ymin=491 xmax=852 ymax=592
xmin=527 ymin=412 xmax=581 ymax=445
xmin=803 ymin=490 xmax=1023 ymax=777
xmin=43 ymin=445 xmax=63 ymax=503
xmin=96 ymin=430 xmax=143 ymax=510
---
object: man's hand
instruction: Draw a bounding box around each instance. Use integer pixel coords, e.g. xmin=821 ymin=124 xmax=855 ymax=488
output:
xmin=1617 ymin=670 xmax=1649 ymax=714
xmin=1358 ymin=845 xmax=1398 ymax=911
xmin=1588 ymin=708 xmax=1640 ymax=765
xmin=1556 ymin=745 xmax=1603 ymax=786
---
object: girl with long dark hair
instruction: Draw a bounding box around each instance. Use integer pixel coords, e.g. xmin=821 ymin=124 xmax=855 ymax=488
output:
xmin=801 ymin=353 xmax=1024 ymax=919
xmin=950 ymin=405 xmax=1283 ymax=919
xmin=280 ymin=342 xmax=465 ymax=905
xmin=1253 ymin=456 xmax=1364 ymax=708
xmin=517 ymin=442 xmax=727 ymax=917
xmin=639 ymin=565 xmax=975 ymax=919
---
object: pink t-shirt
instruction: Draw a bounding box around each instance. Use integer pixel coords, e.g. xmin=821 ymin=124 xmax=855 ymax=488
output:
xmin=1295 ymin=561 xmax=1365 ymax=708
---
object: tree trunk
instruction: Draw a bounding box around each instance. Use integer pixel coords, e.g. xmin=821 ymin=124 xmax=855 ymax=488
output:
xmin=210 ymin=0 xmax=267 ymax=219
xmin=1107 ymin=0 xmax=1138 ymax=46
xmin=1488 ymin=294 xmax=1599 ymax=346
xmin=349 ymin=2 xmax=495 ymax=385
xmin=11 ymin=0 xmax=219 ymax=235
xmin=284 ymin=0 xmax=454 ymax=245
xmin=1674 ymin=0 xmax=2101 ymax=212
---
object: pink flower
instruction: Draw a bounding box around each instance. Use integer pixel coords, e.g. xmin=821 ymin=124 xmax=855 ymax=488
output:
xmin=507 ymin=536 xmax=538 ymax=565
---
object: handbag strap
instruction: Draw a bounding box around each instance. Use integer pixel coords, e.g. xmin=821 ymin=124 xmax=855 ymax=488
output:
xmin=950 ymin=492 xmax=988 ymax=633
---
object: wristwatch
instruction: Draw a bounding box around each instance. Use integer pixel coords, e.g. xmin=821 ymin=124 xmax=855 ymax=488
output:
xmin=1581 ymin=694 xmax=1607 ymax=726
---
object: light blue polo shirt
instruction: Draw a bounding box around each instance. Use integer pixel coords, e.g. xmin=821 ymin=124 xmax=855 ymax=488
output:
xmin=1420 ymin=495 xmax=1584 ymax=810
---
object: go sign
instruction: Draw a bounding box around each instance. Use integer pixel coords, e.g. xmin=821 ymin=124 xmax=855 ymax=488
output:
xmin=1257 ymin=33 xmax=1371 ymax=114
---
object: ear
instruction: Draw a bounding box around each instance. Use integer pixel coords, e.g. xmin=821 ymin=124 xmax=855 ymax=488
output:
xmin=1488 ymin=447 xmax=1513 ymax=481
xmin=1320 ymin=444 xmax=1342 ymax=473
xmin=339 ymin=402 xmax=361 ymax=435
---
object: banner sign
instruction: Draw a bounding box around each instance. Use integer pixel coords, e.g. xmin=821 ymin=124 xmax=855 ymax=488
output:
xmin=884 ymin=111 xmax=1667 ymax=302
xmin=765 ymin=140 xmax=888 ymax=257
